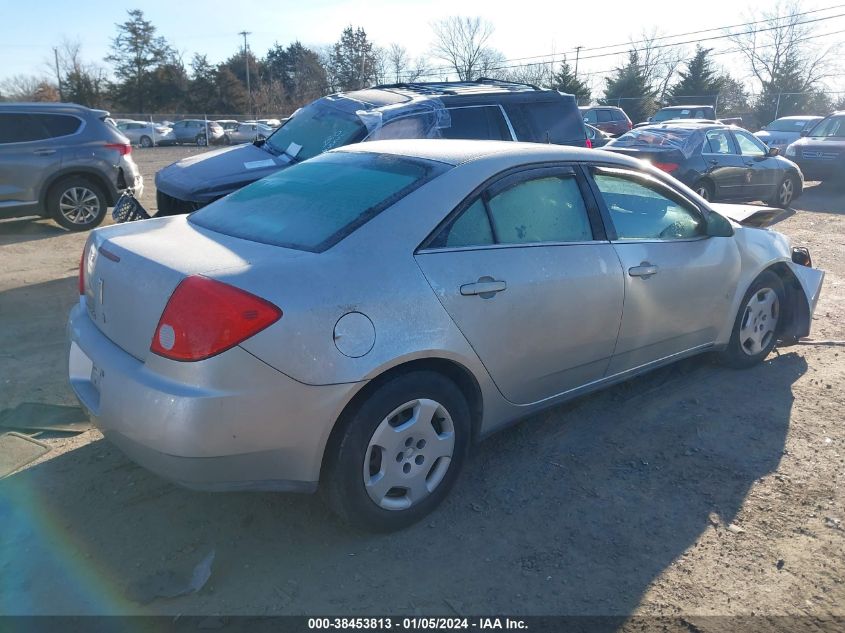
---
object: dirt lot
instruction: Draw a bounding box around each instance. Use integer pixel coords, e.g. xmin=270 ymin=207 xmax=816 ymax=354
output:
xmin=0 ymin=146 xmax=843 ymax=623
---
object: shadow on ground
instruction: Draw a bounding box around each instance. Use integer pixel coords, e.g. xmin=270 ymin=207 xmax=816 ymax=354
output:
xmin=0 ymin=350 xmax=806 ymax=620
xmin=0 ymin=217 xmax=67 ymax=245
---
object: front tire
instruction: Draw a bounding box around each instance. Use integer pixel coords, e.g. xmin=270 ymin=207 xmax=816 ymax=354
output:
xmin=139 ymin=135 xmax=153 ymax=148
xmin=48 ymin=177 xmax=107 ymax=231
xmin=718 ymin=271 xmax=785 ymax=368
xmin=195 ymin=134 xmax=207 ymax=146
xmin=323 ymin=371 xmax=470 ymax=532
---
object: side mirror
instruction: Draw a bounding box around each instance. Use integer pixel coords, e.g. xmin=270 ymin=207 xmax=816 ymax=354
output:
xmin=799 ymin=129 xmax=810 ymax=137
xmin=767 ymin=147 xmax=780 ymax=157
xmin=705 ymin=211 xmax=734 ymax=237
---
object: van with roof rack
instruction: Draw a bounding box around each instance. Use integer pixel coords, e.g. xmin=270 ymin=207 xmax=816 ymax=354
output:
xmin=152 ymin=79 xmax=589 ymax=215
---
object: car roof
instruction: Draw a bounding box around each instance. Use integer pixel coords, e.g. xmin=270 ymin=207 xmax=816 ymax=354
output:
xmin=579 ymin=105 xmax=623 ymax=110
xmin=0 ymin=102 xmax=99 ymax=114
xmin=776 ymin=115 xmax=823 ymax=120
xmin=335 ymin=138 xmax=641 ymax=169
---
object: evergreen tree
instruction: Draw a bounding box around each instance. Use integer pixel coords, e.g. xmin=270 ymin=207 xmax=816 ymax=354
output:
xmin=327 ymin=26 xmax=377 ymax=91
xmin=105 ymin=9 xmax=171 ymax=112
xmin=265 ymin=41 xmax=329 ymax=107
xmin=670 ymin=46 xmax=721 ymax=105
xmin=550 ymin=59 xmax=590 ymax=103
xmin=603 ymin=50 xmax=656 ymax=124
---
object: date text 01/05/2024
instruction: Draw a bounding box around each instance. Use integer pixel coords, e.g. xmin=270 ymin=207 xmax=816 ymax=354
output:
xmin=307 ymin=617 xmax=528 ymax=630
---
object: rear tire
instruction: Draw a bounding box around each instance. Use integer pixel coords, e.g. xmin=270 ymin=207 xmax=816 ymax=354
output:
xmin=48 ymin=176 xmax=107 ymax=231
xmin=693 ymin=179 xmax=714 ymax=202
xmin=718 ymin=271 xmax=785 ymax=368
xmin=768 ymin=174 xmax=798 ymax=208
xmin=323 ymin=371 xmax=470 ymax=532
xmin=195 ymin=134 xmax=207 ymax=146
xmin=139 ymin=135 xmax=153 ymax=148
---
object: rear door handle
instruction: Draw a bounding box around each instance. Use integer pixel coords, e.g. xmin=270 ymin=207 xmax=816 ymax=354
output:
xmin=33 ymin=149 xmax=56 ymax=156
xmin=460 ymin=278 xmax=507 ymax=297
xmin=628 ymin=263 xmax=659 ymax=278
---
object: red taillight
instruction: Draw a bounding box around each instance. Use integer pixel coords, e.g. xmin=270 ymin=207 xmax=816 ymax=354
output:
xmin=105 ymin=142 xmax=131 ymax=155
xmin=150 ymin=276 xmax=282 ymax=362
xmin=654 ymin=162 xmax=680 ymax=173
xmin=585 ymin=138 xmax=593 ymax=149
xmin=627 ymin=121 xmax=633 ymax=130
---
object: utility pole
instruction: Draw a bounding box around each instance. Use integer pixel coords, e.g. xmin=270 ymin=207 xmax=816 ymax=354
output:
xmin=574 ymin=45 xmax=583 ymax=80
xmin=239 ymin=31 xmax=252 ymax=117
xmin=53 ymin=47 xmax=63 ymax=101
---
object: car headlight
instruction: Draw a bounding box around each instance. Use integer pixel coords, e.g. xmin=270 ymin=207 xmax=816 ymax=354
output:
xmin=785 ymin=144 xmax=797 ymax=157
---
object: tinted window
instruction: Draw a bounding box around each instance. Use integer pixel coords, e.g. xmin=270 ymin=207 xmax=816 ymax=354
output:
xmin=597 ymin=110 xmax=613 ymax=123
xmin=704 ymin=129 xmax=735 ymax=154
xmin=611 ymin=110 xmax=626 ymax=121
xmin=734 ymin=130 xmax=766 ymax=156
xmin=0 ymin=113 xmax=48 ymax=143
xmin=593 ymin=171 xmax=704 ymax=240
xmin=517 ymin=99 xmax=584 ymax=144
xmin=429 ymin=199 xmax=494 ymax=248
xmin=487 ymin=176 xmax=592 ymax=244
xmin=35 ymin=114 xmax=83 ymax=137
xmin=440 ymin=106 xmax=510 ymax=141
xmin=582 ymin=109 xmax=597 ymax=124
xmin=190 ymin=152 xmax=445 ymax=252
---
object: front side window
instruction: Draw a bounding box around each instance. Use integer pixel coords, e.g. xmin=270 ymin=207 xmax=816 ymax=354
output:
xmin=190 ymin=152 xmax=445 ymax=252
xmin=733 ymin=130 xmax=767 ymax=156
xmin=592 ymin=170 xmax=704 ymax=240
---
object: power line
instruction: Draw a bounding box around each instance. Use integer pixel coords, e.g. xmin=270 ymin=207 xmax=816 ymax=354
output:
xmin=402 ymin=4 xmax=845 ymax=81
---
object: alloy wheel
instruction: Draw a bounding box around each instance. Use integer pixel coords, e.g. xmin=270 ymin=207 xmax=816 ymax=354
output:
xmin=696 ymin=186 xmax=711 ymax=201
xmin=363 ymin=398 xmax=455 ymax=511
xmin=58 ymin=186 xmax=101 ymax=225
xmin=738 ymin=287 xmax=779 ymax=356
xmin=779 ymin=178 xmax=794 ymax=207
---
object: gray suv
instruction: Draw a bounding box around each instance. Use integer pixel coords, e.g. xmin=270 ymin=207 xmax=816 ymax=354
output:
xmin=0 ymin=103 xmax=143 ymax=231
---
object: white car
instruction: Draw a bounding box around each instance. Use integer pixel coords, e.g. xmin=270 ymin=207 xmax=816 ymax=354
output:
xmin=754 ymin=116 xmax=823 ymax=153
xmin=116 ymin=121 xmax=176 ymax=147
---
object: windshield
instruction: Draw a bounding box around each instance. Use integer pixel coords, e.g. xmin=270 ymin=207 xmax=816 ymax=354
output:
xmin=807 ymin=115 xmax=845 ymax=138
xmin=265 ymin=97 xmax=367 ymax=161
xmin=766 ymin=119 xmax=816 ymax=132
xmin=189 ymin=152 xmax=446 ymax=252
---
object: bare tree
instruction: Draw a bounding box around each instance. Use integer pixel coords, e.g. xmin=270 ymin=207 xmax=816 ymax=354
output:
xmin=728 ymin=0 xmax=840 ymax=93
xmin=636 ymin=29 xmax=686 ymax=104
xmin=0 ymin=75 xmax=58 ymax=101
xmin=431 ymin=16 xmax=498 ymax=81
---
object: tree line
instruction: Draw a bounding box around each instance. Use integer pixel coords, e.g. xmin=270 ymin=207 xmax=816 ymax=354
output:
xmin=0 ymin=5 xmax=841 ymax=126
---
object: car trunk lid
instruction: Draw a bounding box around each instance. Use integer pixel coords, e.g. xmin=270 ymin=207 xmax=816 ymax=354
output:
xmin=82 ymin=215 xmax=309 ymax=361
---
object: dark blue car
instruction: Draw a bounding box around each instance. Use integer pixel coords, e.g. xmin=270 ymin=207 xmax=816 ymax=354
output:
xmin=605 ymin=123 xmax=804 ymax=208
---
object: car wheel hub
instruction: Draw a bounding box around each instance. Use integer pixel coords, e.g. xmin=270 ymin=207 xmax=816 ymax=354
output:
xmin=739 ymin=287 xmax=779 ymax=356
xmin=59 ymin=187 xmax=100 ymax=224
xmin=363 ymin=398 xmax=455 ymax=511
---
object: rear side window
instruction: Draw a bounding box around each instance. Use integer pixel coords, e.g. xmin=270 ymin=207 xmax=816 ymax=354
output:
xmin=190 ymin=152 xmax=446 ymax=252
xmin=704 ymin=130 xmax=735 ymax=154
xmin=429 ymin=199 xmax=494 ymax=248
xmin=31 ymin=114 xmax=82 ymax=137
xmin=507 ymin=98 xmax=584 ymax=144
xmin=597 ymin=110 xmax=613 ymax=123
xmin=611 ymin=110 xmax=627 ymax=121
xmin=0 ymin=113 xmax=49 ymax=143
xmin=440 ymin=106 xmax=510 ymax=141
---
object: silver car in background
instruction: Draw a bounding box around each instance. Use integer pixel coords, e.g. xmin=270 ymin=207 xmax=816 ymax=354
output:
xmin=754 ymin=116 xmax=824 ymax=153
xmin=67 ymin=140 xmax=823 ymax=531
xmin=116 ymin=120 xmax=176 ymax=147
xmin=218 ymin=121 xmax=274 ymax=145
xmin=0 ymin=102 xmax=143 ymax=230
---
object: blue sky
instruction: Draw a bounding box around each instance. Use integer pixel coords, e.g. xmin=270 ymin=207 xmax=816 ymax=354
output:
xmin=1 ymin=0 xmax=843 ymax=94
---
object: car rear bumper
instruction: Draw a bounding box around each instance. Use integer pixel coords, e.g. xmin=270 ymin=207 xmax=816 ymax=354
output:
xmin=67 ymin=302 xmax=360 ymax=491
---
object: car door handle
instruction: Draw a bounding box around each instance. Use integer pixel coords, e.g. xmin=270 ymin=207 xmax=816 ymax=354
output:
xmin=460 ymin=278 xmax=507 ymax=297
xmin=628 ymin=264 xmax=659 ymax=278
xmin=708 ymin=159 xmax=719 ymax=165
xmin=33 ymin=149 xmax=56 ymax=156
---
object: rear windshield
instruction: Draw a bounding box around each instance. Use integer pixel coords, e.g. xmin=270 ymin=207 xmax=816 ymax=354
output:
xmin=189 ymin=152 xmax=446 ymax=252
xmin=652 ymin=108 xmax=712 ymax=122
xmin=609 ymin=127 xmax=696 ymax=150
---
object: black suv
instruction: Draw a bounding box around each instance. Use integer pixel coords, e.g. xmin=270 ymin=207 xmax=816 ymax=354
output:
xmin=154 ymin=79 xmax=588 ymax=215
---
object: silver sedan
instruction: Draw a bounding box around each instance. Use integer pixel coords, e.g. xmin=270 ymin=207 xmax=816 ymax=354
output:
xmin=67 ymin=140 xmax=824 ymax=531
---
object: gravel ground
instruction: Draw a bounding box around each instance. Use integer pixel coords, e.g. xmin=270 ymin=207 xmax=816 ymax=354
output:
xmin=0 ymin=146 xmax=843 ymax=625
